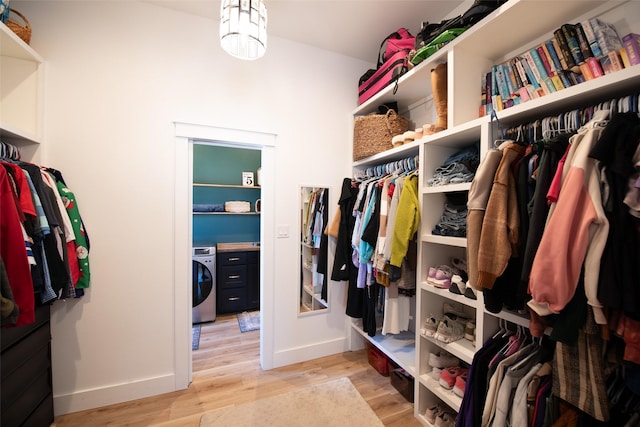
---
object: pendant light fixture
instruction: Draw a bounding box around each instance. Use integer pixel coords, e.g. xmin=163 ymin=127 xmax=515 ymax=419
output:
xmin=219 ymin=0 xmax=267 ymax=60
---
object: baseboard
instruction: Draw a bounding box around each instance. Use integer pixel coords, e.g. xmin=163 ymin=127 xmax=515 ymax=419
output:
xmin=271 ymin=336 xmax=350 ymax=369
xmin=53 ymin=373 xmax=180 ymax=416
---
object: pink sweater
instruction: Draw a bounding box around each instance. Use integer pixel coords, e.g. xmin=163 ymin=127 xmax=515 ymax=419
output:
xmin=527 ymin=118 xmax=609 ymax=325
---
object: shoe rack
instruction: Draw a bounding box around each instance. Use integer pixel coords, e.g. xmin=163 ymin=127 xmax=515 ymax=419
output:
xmin=350 ymin=1 xmax=640 ymax=425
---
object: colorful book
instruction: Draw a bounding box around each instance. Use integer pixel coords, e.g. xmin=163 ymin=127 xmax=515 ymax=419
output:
xmin=545 ymin=40 xmax=563 ymax=72
xmin=561 ymin=24 xmax=585 ymax=65
xmin=554 ymin=28 xmax=578 ymax=71
xmin=518 ymin=55 xmax=542 ymax=90
xmin=579 ymin=62 xmax=594 ymax=80
xmin=550 ymin=73 xmax=565 ymax=91
xmin=622 ymin=33 xmax=640 ymax=66
xmin=552 ymin=38 xmax=569 ymax=70
xmin=557 ymin=70 xmax=573 ymax=88
xmin=579 ymin=19 xmax=602 ymax=57
xmin=537 ymin=45 xmax=554 ymax=76
xmin=574 ymin=23 xmax=595 ymax=60
xmin=590 ymin=17 xmax=623 ymax=55
xmin=493 ymin=64 xmax=511 ymax=101
xmin=586 ymin=56 xmax=604 ymax=78
xmin=620 ymin=47 xmax=631 ymax=68
xmin=608 ymin=50 xmax=624 ymax=71
xmin=509 ymin=58 xmax=524 ymax=89
xmin=528 ymin=49 xmax=550 ymax=81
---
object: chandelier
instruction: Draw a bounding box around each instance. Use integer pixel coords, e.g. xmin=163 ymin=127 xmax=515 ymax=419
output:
xmin=219 ymin=0 xmax=267 ymax=60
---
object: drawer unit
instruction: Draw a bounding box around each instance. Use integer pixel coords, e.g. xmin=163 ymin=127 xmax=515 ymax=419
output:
xmin=218 ymin=265 xmax=247 ymax=289
xmin=1 ymin=304 xmax=54 ymax=427
xmin=218 ymin=251 xmax=246 ymax=266
xmin=216 ymin=247 xmax=260 ymax=314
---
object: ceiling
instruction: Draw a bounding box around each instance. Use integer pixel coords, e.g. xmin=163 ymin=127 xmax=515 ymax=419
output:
xmin=145 ymin=0 xmax=470 ymax=62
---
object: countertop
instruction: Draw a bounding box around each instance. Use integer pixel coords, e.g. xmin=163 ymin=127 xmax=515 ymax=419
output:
xmin=217 ymin=242 xmax=261 ymax=252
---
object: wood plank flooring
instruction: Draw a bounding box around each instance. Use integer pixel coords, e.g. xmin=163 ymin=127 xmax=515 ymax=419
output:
xmin=52 ymin=313 xmax=423 ymax=426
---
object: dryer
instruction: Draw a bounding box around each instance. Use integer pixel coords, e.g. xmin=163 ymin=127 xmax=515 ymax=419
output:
xmin=192 ymin=246 xmax=216 ymax=324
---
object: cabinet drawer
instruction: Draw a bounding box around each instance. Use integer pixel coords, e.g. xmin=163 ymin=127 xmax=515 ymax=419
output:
xmin=2 ymin=324 xmax=50 ymax=380
xmin=218 ymin=252 xmax=246 ymax=266
xmin=2 ymin=342 xmax=50 ymax=408
xmin=218 ymin=265 xmax=246 ymax=288
xmin=1 ymin=304 xmax=50 ymax=352
xmin=1 ymin=369 xmax=51 ymax=427
xmin=217 ymin=288 xmax=247 ymax=314
xmin=246 ymin=251 xmax=259 ymax=264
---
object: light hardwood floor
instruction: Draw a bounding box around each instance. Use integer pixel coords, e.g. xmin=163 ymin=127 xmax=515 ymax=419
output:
xmin=52 ymin=313 xmax=422 ymax=426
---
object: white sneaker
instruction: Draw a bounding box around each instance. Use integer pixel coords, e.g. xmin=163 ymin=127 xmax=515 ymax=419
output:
xmin=428 ymin=351 xmax=459 ymax=368
xmin=434 ymin=315 xmax=465 ymax=343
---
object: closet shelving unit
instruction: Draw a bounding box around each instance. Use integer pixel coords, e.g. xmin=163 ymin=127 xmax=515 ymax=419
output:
xmin=0 ymin=21 xmax=44 ymax=162
xmin=192 ymin=183 xmax=261 ymax=214
xmin=349 ymin=0 xmax=640 ymax=425
xmin=1 ymin=22 xmax=54 ymax=426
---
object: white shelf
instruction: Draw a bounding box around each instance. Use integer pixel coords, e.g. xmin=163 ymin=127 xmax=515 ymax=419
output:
xmin=421 ymin=334 xmax=475 ymax=365
xmin=419 ymin=374 xmax=463 ymax=413
xmin=421 ymin=234 xmax=467 ymax=248
xmin=193 ymin=183 xmax=261 ymax=189
xmin=1 ymin=22 xmax=44 ymax=154
xmin=0 ymin=22 xmax=43 ymax=62
xmin=192 ymin=212 xmax=259 ymax=215
xmin=421 ymin=284 xmax=479 ymax=310
xmin=422 ymin=182 xmax=471 ymax=195
xmin=352 ymin=320 xmax=416 ymax=376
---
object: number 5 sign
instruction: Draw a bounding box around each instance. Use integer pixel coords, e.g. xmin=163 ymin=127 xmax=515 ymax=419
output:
xmin=242 ymin=172 xmax=255 ymax=187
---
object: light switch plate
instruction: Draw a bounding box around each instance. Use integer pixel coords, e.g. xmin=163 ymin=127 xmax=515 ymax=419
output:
xmin=276 ymin=224 xmax=289 ymax=238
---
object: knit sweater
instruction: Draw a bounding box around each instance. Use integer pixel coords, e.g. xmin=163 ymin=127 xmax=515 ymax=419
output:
xmin=527 ymin=118 xmax=609 ymax=325
xmin=390 ymin=173 xmax=420 ymax=267
xmin=477 ymin=143 xmax=525 ymax=290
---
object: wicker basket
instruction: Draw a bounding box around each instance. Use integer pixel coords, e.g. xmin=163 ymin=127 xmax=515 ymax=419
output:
xmin=353 ymin=109 xmax=410 ymax=161
xmin=7 ymin=9 xmax=31 ymax=45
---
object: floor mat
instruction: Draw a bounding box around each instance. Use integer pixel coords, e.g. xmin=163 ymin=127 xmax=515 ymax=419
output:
xmin=237 ymin=311 xmax=260 ymax=333
xmin=192 ymin=324 xmax=201 ymax=350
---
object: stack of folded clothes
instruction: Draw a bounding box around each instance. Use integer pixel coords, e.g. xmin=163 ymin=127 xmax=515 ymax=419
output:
xmin=224 ymin=201 xmax=251 ymax=213
xmin=432 ymin=192 xmax=467 ymax=237
xmin=193 ymin=203 xmax=225 ymax=212
xmin=427 ymin=143 xmax=479 ymax=186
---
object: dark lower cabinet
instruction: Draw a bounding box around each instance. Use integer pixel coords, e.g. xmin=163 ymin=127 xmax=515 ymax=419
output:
xmin=1 ymin=304 xmax=54 ymax=427
xmin=217 ymin=250 xmax=260 ymax=314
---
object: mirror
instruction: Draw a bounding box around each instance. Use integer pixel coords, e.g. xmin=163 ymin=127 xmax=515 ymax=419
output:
xmin=300 ymin=186 xmax=329 ymax=313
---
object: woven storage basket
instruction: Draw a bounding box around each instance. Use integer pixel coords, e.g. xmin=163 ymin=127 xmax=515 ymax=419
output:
xmin=7 ymin=9 xmax=31 ymax=45
xmin=353 ymin=109 xmax=410 ymax=161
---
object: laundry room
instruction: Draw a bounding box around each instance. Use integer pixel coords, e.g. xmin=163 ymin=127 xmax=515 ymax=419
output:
xmin=191 ymin=143 xmax=262 ymax=348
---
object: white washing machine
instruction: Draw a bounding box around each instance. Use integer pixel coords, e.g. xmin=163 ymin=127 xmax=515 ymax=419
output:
xmin=192 ymin=246 xmax=216 ymax=324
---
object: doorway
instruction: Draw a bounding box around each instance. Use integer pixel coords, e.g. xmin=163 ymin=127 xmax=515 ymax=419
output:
xmin=174 ymin=122 xmax=277 ymax=387
xmin=191 ymin=142 xmax=261 ymax=359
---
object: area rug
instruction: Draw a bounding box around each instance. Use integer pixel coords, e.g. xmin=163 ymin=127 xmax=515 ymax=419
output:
xmin=237 ymin=310 xmax=260 ymax=333
xmin=192 ymin=324 xmax=201 ymax=350
xmin=199 ymin=377 xmax=383 ymax=427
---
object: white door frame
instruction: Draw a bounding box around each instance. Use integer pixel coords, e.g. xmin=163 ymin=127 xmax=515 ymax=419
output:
xmin=174 ymin=122 xmax=276 ymax=387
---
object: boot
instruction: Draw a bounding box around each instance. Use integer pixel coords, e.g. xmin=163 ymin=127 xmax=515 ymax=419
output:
xmin=431 ymin=62 xmax=448 ymax=132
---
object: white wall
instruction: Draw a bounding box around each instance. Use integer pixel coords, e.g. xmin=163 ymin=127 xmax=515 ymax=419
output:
xmin=14 ymin=1 xmax=369 ymax=414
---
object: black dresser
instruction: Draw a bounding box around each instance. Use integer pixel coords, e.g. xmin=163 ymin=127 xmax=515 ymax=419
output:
xmin=1 ymin=303 xmax=54 ymax=427
xmin=217 ymin=243 xmax=260 ymax=314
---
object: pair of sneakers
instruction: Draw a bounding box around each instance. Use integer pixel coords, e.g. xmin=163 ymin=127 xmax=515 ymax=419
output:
xmin=449 ymin=276 xmax=478 ymax=300
xmin=427 ymin=264 xmax=459 ymax=289
xmin=425 ymin=403 xmax=456 ymax=426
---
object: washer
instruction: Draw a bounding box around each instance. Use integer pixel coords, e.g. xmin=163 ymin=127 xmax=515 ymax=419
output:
xmin=192 ymin=246 xmax=216 ymax=324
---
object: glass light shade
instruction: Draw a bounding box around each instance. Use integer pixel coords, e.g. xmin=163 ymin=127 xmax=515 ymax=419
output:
xmin=220 ymin=0 xmax=267 ymax=60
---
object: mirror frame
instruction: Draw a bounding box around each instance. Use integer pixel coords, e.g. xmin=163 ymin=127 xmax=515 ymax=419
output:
xmin=299 ymin=185 xmax=330 ymax=315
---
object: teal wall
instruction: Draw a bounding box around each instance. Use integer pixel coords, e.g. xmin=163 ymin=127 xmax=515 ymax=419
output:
xmin=193 ymin=144 xmax=261 ymax=246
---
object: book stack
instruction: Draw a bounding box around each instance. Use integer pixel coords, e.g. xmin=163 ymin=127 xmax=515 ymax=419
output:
xmin=480 ymin=17 xmax=637 ymax=116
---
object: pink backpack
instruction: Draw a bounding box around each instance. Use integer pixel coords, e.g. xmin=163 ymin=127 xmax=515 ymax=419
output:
xmin=378 ymin=28 xmax=415 ymax=67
